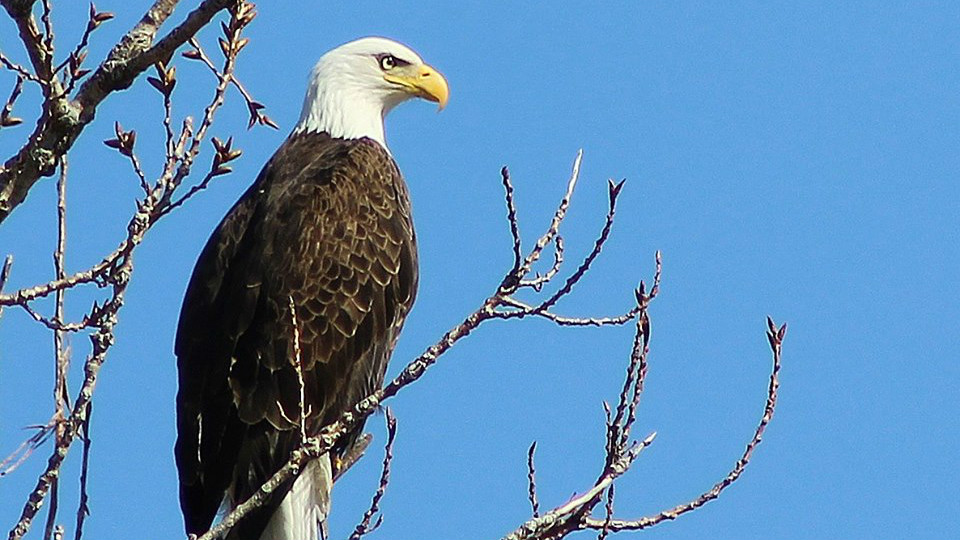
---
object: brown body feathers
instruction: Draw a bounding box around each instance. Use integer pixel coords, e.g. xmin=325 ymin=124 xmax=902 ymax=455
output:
xmin=174 ymin=132 xmax=418 ymax=538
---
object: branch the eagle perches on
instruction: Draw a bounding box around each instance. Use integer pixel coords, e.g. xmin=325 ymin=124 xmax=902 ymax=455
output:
xmin=0 ymin=2 xmax=784 ymax=538
xmin=195 ymin=151 xmax=786 ymax=540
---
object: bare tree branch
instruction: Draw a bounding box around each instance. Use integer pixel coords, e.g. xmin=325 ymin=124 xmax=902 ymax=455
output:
xmin=493 ymin=247 xmax=779 ymax=540
xmin=0 ymin=4 xmax=784 ymax=533
xmin=193 ymin=152 xmax=663 ymax=539
xmin=56 ymin=5 xmax=115 ymax=96
xmin=1 ymin=0 xmax=54 ymax=83
xmin=0 ymin=0 xmax=235 ymax=224
xmin=500 ymin=150 xmax=583 ymax=293
xmin=194 ymin=153 xmax=590 ymax=538
xmin=533 ymin=179 xmax=624 ymax=314
xmin=497 ymin=296 xmax=639 ymax=327
xmin=41 ymin=156 xmax=69 ymax=540
xmin=502 ymin=433 xmax=657 ymax=540
xmin=40 ymin=465 xmax=58 ymax=540
xmin=4 ymin=4 xmax=260 ymax=537
xmin=349 ymin=409 xmax=398 ymax=540
xmin=581 ymin=318 xmax=785 ymax=533
xmin=596 ymin=484 xmax=614 ymax=540
xmin=37 ymin=0 xmax=54 ymax=73
xmin=518 ymin=236 xmax=563 ymax=292
xmin=0 ymin=55 xmax=39 ymax=84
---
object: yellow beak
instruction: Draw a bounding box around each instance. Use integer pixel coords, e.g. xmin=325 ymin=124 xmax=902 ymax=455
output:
xmin=384 ymin=63 xmax=449 ymax=110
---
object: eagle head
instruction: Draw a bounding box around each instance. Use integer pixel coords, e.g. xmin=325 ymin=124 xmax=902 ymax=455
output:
xmin=294 ymin=37 xmax=449 ymax=147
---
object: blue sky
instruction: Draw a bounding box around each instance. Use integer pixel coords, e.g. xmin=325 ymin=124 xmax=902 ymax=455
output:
xmin=2 ymin=2 xmax=958 ymax=538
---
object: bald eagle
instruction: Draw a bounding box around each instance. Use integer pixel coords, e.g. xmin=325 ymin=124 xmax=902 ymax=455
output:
xmin=174 ymin=37 xmax=448 ymax=540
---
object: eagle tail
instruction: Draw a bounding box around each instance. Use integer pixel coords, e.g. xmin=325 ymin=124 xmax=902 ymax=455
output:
xmin=258 ymin=454 xmax=333 ymax=540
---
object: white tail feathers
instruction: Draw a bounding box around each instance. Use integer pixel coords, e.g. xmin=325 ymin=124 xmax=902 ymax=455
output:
xmin=258 ymin=454 xmax=333 ymax=540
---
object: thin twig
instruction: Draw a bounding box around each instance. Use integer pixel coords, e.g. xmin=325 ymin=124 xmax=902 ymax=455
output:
xmin=0 ymin=51 xmax=41 ymax=82
xmin=531 ymin=179 xmax=624 ymax=314
xmin=605 ymin=311 xmax=643 ymax=462
xmin=527 ymin=441 xmax=540 ymax=518
xmin=0 ymin=254 xmax=14 ymax=321
xmin=518 ymin=236 xmax=563 ymax=291
xmin=648 ymin=250 xmax=662 ymax=301
xmin=501 ymin=150 xmax=583 ymax=293
xmin=597 ymin=484 xmax=614 ymax=540
xmin=39 ymin=0 xmax=54 ymax=61
xmin=1 ymin=0 xmax=54 ymax=83
xmin=0 ymin=421 xmax=55 ymax=477
xmin=128 ymin=152 xmax=150 ymax=194
xmin=501 ymin=166 xmax=523 ymax=273
xmin=185 ymin=33 xmax=276 ymax=129
xmin=288 ymin=295 xmax=308 ymax=444
xmin=42 ymin=157 xmax=69 ymax=540
xmin=606 ymin=259 xmax=659 ymax=463
xmin=349 ymin=409 xmax=398 ymax=540
xmin=185 ymin=37 xmax=220 ymax=76
xmin=157 ymin=24 xmax=242 ymax=209
xmin=17 ymin=300 xmax=90 ymax=332
xmin=159 ymin=73 xmax=176 ymax=165
xmin=56 ymin=4 xmax=115 ymax=96
xmin=54 ymin=4 xmax=99 ymax=74
xmin=0 ymin=247 xmax=116 ymax=305
xmin=156 ymin=168 xmax=218 ymax=218
xmin=54 ymin=156 xmax=67 ymax=309
xmin=617 ymin=309 xmax=649 ymax=454
xmin=73 ymin=403 xmax=92 ymax=540
xmin=231 ymin=74 xmax=277 ymax=129
xmin=496 ymin=296 xmax=639 ymax=327
xmin=1 ymin=75 xmax=26 ymax=127
xmin=41 ymin=475 xmax=58 ymax=540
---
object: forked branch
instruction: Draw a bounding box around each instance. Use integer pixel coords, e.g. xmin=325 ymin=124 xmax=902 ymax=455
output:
xmin=581 ymin=318 xmax=785 ymax=533
xmin=2 ymin=4 xmax=270 ymax=539
xmin=198 ymin=151 xmax=751 ymax=540
xmin=0 ymin=0 xmax=237 ymax=224
xmin=506 ymin=311 xmax=785 ymax=539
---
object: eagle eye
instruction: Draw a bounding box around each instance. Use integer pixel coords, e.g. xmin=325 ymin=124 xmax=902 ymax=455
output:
xmin=378 ymin=54 xmax=411 ymax=71
xmin=379 ymin=55 xmax=397 ymax=71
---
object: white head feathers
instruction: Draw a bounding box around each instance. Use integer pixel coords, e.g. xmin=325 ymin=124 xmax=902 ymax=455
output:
xmin=293 ymin=37 xmax=448 ymax=149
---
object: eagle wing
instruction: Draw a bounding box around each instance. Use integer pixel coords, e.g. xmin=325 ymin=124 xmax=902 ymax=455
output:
xmin=174 ymin=133 xmax=417 ymax=537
